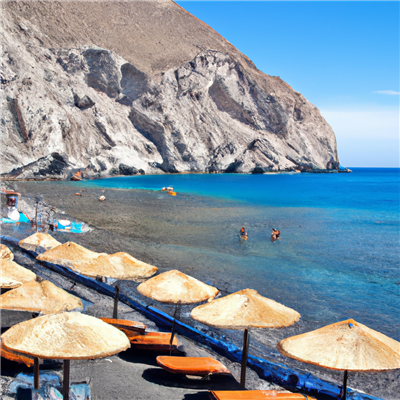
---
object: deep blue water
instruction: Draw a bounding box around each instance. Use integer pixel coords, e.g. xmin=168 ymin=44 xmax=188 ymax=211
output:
xmin=57 ymin=169 xmax=400 ymax=340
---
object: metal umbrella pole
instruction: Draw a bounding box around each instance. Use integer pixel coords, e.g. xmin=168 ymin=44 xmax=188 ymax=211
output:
xmin=342 ymin=370 xmax=348 ymax=400
xmin=169 ymin=302 xmax=181 ymax=355
xmin=240 ymin=328 xmax=250 ymax=388
xmin=63 ymin=359 xmax=71 ymax=400
xmin=113 ymin=286 xmax=120 ymax=319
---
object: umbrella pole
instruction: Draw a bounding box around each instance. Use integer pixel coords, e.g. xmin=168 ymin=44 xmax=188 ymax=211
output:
xmin=342 ymin=370 xmax=348 ymax=400
xmin=113 ymin=285 xmax=119 ymax=319
xmin=240 ymin=328 xmax=250 ymax=389
xmin=34 ymin=357 xmax=40 ymax=389
xmin=169 ymin=304 xmax=179 ymax=356
xmin=63 ymin=359 xmax=70 ymax=400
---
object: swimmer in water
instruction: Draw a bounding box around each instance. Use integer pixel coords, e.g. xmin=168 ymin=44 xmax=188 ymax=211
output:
xmin=240 ymin=226 xmax=248 ymax=242
xmin=271 ymin=228 xmax=280 ymax=242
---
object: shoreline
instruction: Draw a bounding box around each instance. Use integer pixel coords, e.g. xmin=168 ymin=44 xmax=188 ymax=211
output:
xmin=1 ymin=179 xmax=398 ymax=399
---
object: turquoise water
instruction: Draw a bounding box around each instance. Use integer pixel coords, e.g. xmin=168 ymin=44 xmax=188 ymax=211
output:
xmin=60 ymin=169 xmax=400 ymax=340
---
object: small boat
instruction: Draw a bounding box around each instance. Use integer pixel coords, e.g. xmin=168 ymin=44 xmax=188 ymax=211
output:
xmin=100 ymin=318 xmax=146 ymax=333
xmin=161 ymin=187 xmax=173 ymax=192
xmin=127 ymin=332 xmax=178 ymax=351
xmin=71 ymin=171 xmax=82 ymax=181
xmin=157 ymin=356 xmax=230 ymax=376
xmin=168 ymin=191 xmax=177 ymax=196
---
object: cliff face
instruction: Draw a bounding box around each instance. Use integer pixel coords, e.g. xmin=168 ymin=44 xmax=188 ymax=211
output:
xmin=0 ymin=1 xmax=340 ymax=179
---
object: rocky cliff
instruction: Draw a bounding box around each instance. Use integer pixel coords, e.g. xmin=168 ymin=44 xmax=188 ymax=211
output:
xmin=0 ymin=0 xmax=340 ymax=179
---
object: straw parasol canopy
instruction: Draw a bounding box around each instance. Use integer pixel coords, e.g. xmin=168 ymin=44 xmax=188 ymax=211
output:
xmin=0 ymin=259 xmax=37 ymax=288
xmin=191 ymin=288 xmax=300 ymax=388
xmin=191 ymin=289 xmax=300 ymax=329
xmin=1 ymin=312 xmax=131 ymax=399
xmin=37 ymin=242 xmax=106 ymax=270
xmin=73 ymin=252 xmax=158 ymax=281
xmin=19 ymin=232 xmax=62 ymax=253
xmin=278 ymin=319 xmax=400 ymax=371
xmin=1 ymin=244 xmax=14 ymax=260
xmin=137 ymin=269 xmax=219 ymax=354
xmin=137 ymin=269 xmax=219 ymax=304
xmin=1 ymin=312 xmax=130 ymax=359
xmin=277 ymin=319 xmax=400 ymax=399
xmin=0 ymin=276 xmax=22 ymax=289
xmin=0 ymin=280 xmax=83 ymax=314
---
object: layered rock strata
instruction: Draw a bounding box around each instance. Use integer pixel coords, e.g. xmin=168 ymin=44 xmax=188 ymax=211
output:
xmin=0 ymin=1 xmax=340 ymax=179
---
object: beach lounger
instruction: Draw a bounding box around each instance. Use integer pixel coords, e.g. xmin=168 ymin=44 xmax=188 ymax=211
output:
xmin=209 ymin=391 xmax=316 ymax=400
xmin=1 ymin=339 xmax=34 ymax=367
xmin=157 ymin=356 xmax=231 ymax=376
xmin=100 ymin=318 xmax=146 ymax=334
xmin=127 ymin=332 xmax=179 ymax=352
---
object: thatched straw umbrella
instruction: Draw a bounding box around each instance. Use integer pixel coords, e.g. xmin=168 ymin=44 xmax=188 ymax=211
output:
xmin=19 ymin=232 xmax=61 ymax=253
xmin=191 ymin=288 xmax=300 ymax=388
xmin=0 ymin=280 xmax=83 ymax=314
xmin=1 ymin=244 xmax=14 ymax=260
xmin=37 ymin=242 xmax=157 ymax=282
xmin=277 ymin=319 xmax=400 ymax=400
xmin=1 ymin=312 xmax=130 ymax=399
xmin=37 ymin=242 xmax=106 ymax=270
xmin=137 ymin=269 xmax=219 ymax=354
xmin=0 ymin=259 xmax=36 ymax=290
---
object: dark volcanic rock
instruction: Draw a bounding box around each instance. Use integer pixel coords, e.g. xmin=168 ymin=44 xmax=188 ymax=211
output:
xmin=0 ymin=152 xmax=71 ymax=180
xmin=74 ymin=94 xmax=95 ymax=110
xmin=0 ymin=1 xmax=341 ymax=178
xmin=119 ymin=163 xmax=138 ymax=176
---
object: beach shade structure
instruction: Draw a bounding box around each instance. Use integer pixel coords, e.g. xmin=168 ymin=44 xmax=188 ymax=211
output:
xmin=137 ymin=269 xmax=219 ymax=354
xmin=191 ymin=288 xmax=301 ymax=388
xmin=19 ymin=232 xmax=62 ymax=254
xmin=0 ymin=259 xmax=37 ymax=289
xmin=37 ymin=242 xmax=158 ymax=282
xmin=0 ymin=280 xmax=83 ymax=314
xmin=37 ymin=242 xmax=106 ymax=270
xmin=1 ymin=312 xmax=130 ymax=399
xmin=77 ymin=252 xmax=158 ymax=281
xmin=277 ymin=319 xmax=400 ymax=400
xmin=1 ymin=244 xmax=14 ymax=260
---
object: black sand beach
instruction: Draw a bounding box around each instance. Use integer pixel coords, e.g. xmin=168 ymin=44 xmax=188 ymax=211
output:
xmin=1 ymin=181 xmax=399 ymax=399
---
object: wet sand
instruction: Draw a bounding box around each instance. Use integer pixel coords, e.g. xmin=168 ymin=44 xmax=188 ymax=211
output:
xmin=1 ymin=180 xmax=399 ymax=399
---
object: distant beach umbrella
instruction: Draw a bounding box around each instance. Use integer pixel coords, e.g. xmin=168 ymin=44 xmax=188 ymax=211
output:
xmin=37 ymin=241 xmax=106 ymax=271
xmin=0 ymin=259 xmax=37 ymax=289
xmin=191 ymin=288 xmax=300 ymax=388
xmin=19 ymin=232 xmax=62 ymax=253
xmin=1 ymin=312 xmax=130 ymax=399
xmin=0 ymin=280 xmax=83 ymax=314
xmin=1 ymin=244 xmax=14 ymax=260
xmin=137 ymin=269 xmax=219 ymax=353
xmin=277 ymin=319 xmax=400 ymax=400
xmin=77 ymin=252 xmax=158 ymax=281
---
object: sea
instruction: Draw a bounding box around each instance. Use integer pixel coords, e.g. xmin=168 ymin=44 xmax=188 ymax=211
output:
xmin=3 ymin=168 xmax=399 ymax=396
xmin=68 ymin=168 xmax=400 ymax=341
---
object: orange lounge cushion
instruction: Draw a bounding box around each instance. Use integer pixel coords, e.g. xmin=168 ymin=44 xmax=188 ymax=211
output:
xmin=1 ymin=340 xmax=34 ymax=367
xmin=128 ymin=332 xmax=178 ymax=350
xmin=100 ymin=318 xmax=146 ymax=333
xmin=210 ymin=391 xmax=316 ymax=400
xmin=157 ymin=356 xmax=230 ymax=376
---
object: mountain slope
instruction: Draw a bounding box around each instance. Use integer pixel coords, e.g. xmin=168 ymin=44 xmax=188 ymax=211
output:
xmin=0 ymin=0 xmax=340 ymax=178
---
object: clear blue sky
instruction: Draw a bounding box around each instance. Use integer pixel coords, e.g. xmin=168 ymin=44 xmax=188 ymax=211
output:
xmin=176 ymin=1 xmax=399 ymax=167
